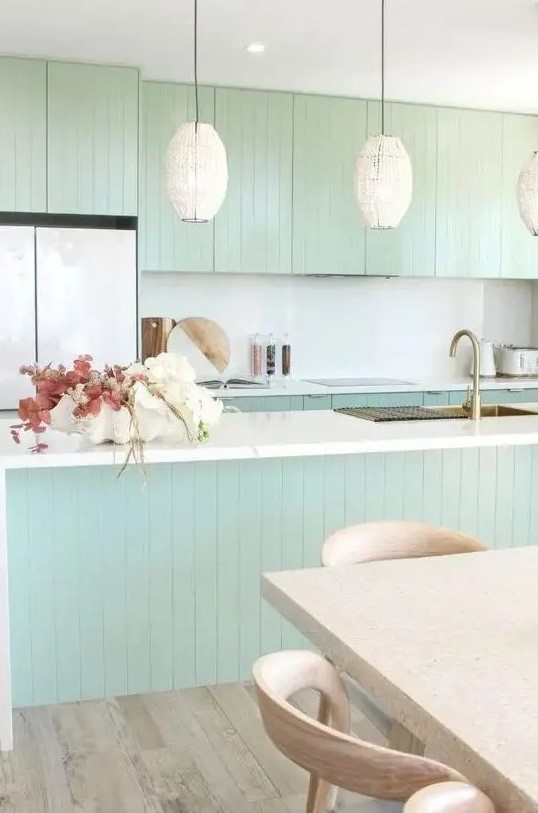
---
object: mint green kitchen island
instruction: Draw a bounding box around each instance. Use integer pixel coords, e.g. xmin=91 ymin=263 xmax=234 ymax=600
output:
xmin=2 ymin=407 xmax=538 ymax=749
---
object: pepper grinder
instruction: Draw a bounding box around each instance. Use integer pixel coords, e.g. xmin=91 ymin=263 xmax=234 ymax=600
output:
xmin=266 ymin=333 xmax=276 ymax=380
xmin=282 ymin=334 xmax=291 ymax=377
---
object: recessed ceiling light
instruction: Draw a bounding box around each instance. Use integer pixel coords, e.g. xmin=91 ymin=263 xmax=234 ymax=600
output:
xmin=246 ymin=42 xmax=265 ymax=54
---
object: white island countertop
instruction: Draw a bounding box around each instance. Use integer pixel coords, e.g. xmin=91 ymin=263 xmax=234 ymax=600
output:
xmin=4 ymin=406 xmax=538 ymax=469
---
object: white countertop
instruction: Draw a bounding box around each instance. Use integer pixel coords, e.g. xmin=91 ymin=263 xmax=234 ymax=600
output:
xmin=4 ymin=406 xmax=538 ymax=469
xmin=262 ymin=548 xmax=538 ymax=813
xmin=220 ymin=377 xmax=538 ymax=397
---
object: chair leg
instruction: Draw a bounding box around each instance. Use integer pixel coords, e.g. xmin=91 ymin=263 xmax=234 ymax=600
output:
xmin=306 ymin=772 xmax=321 ymax=813
xmin=306 ymin=772 xmax=336 ymax=813
xmin=304 ymin=691 xmax=339 ymax=813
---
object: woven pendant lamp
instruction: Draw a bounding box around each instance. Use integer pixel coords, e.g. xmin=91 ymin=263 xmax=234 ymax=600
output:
xmin=517 ymin=151 xmax=538 ymax=236
xmin=355 ymin=0 xmax=412 ymax=229
xmin=165 ymin=0 xmax=228 ymax=223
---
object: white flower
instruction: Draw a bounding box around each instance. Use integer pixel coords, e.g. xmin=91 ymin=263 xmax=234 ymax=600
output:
xmin=124 ymin=361 xmax=147 ymax=377
xmin=133 ymin=380 xmax=167 ymax=413
xmin=144 ymin=352 xmax=196 ymax=386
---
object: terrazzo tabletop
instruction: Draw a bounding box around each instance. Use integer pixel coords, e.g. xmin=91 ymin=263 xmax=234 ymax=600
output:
xmin=262 ymin=547 xmax=538 ymax=813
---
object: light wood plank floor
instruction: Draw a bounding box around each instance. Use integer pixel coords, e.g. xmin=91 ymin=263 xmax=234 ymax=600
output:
xmin=0 ymin=682 xmax=388 ymax=812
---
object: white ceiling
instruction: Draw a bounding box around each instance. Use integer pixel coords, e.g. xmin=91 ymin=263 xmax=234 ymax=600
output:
xmin=1 ymin=0 xmax=538 ymax=112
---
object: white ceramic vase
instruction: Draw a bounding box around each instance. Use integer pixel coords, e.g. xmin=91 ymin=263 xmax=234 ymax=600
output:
xmin=48 ymin=392 xmax=189 ymax=446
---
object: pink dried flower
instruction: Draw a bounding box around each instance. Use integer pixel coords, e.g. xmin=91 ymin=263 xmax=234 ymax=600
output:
xmin=13 ymin=355 xmax=157 ymax=454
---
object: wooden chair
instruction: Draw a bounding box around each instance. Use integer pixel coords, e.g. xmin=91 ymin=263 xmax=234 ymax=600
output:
xmin=253 ymin=650 xmax=471 ymax=813
xmin=404 ymin=783 xmax=494 ymax=813
xmin=321 ymin=520 xmax=487 ymax=568
xmin=320 ymin=521 xmax=487 ymax=750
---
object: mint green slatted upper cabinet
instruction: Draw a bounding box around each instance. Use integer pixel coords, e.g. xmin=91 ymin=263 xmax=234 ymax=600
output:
xmin=47 ymin=62 xmax=139 ymax=215
xmin=292 ymin=94 xmax=367 ymax=275
xmin=139 ymin=82 xmax=215 ymax=272
xmin=214 ymin=89 xmax=293 ymax=273
xmin=0 ymin=58 xmax=46 ymax=212
xmin=500 ymin=114 xmax=538 ymax=278
xmin=435 ymin=108 xmax=503 ymax=278
xmin=365 ymin=102 xmax=437 ymax=277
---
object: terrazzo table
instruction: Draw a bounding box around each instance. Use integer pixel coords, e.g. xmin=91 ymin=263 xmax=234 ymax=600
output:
xmin=262 ymin=547 xmax=538 ymax=813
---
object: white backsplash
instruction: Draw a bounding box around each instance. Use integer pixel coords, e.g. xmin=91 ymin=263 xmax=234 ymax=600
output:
xmin=139 ymin=274 xmax=533 ymax=380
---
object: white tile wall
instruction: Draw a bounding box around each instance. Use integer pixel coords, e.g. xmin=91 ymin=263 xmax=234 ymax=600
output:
xmin=139 ymin=273 xmax=533 ymax=379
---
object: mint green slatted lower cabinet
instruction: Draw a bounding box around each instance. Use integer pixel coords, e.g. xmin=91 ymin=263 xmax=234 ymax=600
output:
xmin=222 ymin=396 xmax=303 ymax=412
xmin=303 ymin=395 xmax=332 ymax=410
xmin=332 ymin=392 xmax=424 ymax=409
xmin=448 ymin=389 xmax=538 ymax=406
xmin=332 ymin=394 xmax=370 ymax=409
xmin=221 ymin=397 xmax=257 ymax=412
xmin=7 ymin=449 xmax=538 ymax=707
xmin=423 ymin=391 xmax=451 ymax=406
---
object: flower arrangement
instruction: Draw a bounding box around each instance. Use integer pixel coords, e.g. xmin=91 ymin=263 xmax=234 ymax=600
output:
xmin=11 ymin=352 xmax=223 ymax=456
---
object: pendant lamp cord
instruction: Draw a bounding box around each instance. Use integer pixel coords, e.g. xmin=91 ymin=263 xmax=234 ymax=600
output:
xmin=194 ymin=0 xmax=200 ymax=125
xmin=381 ymin=0 xmax=385 ymax=135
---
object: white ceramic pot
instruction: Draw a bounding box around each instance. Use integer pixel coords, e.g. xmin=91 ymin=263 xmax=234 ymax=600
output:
xmin=48 ymin=389 xmax=192 ymax=446
xmin=84 ymin=405 xmax=133 ymax=445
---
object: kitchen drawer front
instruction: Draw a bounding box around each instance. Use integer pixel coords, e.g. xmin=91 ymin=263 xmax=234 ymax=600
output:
xmin=423 ymin=391 xmax=451 ymax=406
xmin=221 ymin=397 xmax=257 ymax=412
xmin=331 ymin=394 xmax=370 ymax=409
xmin=376 ymin=392 xmax=424 ymax=407
xmin=484 ymin=388 xmax=538 ymax=404
xmin=448 ymin=388 xmax=538 ymax=406
xmin=259 ymin=396 xmax=304 ymax=411
xmin=222 ymin=395 xmax=303 ymax=412
xmin=303 ymin=395 xmax=332 ymax=410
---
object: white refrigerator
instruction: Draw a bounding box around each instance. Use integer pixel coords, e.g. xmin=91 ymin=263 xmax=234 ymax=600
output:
xmin=0 ymin=226 xmax=137 ymax=410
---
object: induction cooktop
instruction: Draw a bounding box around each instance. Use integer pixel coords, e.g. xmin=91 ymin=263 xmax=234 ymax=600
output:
xmin=305 ymin=378 xmax=415 ymax=387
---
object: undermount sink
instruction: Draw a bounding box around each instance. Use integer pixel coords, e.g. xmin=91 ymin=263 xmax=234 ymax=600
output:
xmin=430 ymin=404 xmax=535 ymax=418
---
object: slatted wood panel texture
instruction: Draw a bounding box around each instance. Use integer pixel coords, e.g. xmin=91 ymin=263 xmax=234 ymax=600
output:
xmin=0 ymin=57 xmax=47 ymax=212
xmin=139 ymin=81 xmax=215 ymax=272
xmin=501 ymin=113 xmax=538 ymax=278
xmin=436 ymin=108 xmax=503 ymax=278
xmin=222 ymin=396 xmax=304 ymax=412
xmin=292 ymin=94 xmax=367 ymax=275
xmin=214 ymin=88 xmax=293 ymax=273
xmin=365 ymin=102 xmax=437 ymax=277
xmin=47 ymin=62 xmax=139 ymax=215
xmin=7 ymin=447 xmax=538 ymax=708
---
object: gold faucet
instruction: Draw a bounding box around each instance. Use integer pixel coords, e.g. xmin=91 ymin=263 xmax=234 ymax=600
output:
xmin=449 ymin=329 xmax=482 ymax=420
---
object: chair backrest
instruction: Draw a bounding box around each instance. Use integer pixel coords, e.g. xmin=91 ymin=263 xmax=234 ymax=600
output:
xmin=404 ymin=782 xmax=495 ymax=813
xmin=253 ymin=650 xmax=466 ymax=803
xmin=321 ymin=521 xmax=487 ymax=567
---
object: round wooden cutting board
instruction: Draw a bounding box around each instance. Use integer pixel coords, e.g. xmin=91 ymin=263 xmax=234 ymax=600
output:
xmin=167 ymin=317 xmax=231 ymax=376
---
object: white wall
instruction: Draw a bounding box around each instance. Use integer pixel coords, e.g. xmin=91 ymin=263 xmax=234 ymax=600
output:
xmin=139 ymin=274 xmax=533 ymax=380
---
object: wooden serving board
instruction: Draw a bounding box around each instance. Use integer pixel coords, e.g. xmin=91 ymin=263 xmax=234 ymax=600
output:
xmin=140 ymin=317 xmax=175 ymax=361
xmin=167 ymin=317 xmax=231 ymax=375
